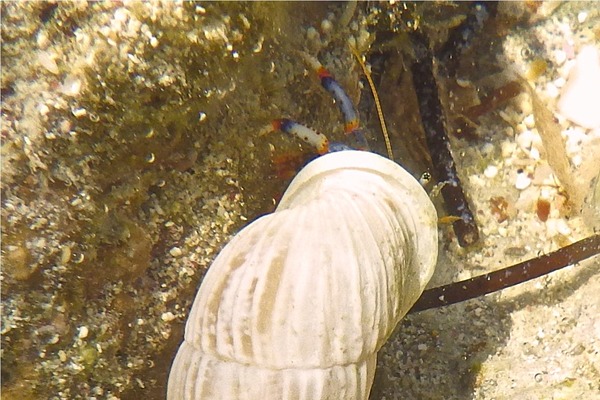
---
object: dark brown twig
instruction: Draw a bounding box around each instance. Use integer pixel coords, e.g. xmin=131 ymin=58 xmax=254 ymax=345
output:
xmin=410 ymin=30 xmax=480 ymax=247
xmin=410 ymin=234 xmax=600 ymax=313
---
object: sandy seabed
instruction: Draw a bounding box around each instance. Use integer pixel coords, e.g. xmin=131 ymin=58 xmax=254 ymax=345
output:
xmin=2 ymin=2 xmax=599 ymax=399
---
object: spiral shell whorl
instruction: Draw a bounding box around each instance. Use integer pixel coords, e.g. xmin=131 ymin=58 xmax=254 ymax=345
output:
xmin=169 ymin=341 xmax=376 ymax=399
xmin=168 ymin=151 xmax=438 ymax=399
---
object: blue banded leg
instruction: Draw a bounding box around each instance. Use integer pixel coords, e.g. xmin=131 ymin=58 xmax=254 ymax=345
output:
xmin=271 ymin=119 xmax=330 ymax=154
xmin=301 ymin=52 xmax=370 ymax=151
xmin=271 ymin=119 xmax=351 ymax=154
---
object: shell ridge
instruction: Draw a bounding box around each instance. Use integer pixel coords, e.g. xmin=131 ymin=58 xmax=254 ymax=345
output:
xmin=335 ymin=187 xmax=392 ymax=351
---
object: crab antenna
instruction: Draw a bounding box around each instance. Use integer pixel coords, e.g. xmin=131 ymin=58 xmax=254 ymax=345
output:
xmin=299 ymin=52 xmax=369 ymax=151
xmin=349 ymin=44 xmax=393 ymax=160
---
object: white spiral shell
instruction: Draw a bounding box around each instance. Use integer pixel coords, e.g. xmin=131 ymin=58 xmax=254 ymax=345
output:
xmin=168 ymin=150 xmax=438 ymax=399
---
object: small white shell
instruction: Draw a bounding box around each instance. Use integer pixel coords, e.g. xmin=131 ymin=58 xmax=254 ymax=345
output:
xmin=168 ymin=150 xmax=438 ymax=399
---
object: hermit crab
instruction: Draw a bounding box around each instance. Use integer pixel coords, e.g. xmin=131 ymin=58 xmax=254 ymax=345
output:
xmin=167 ymin=54 xmax=439 ymax=399
xmin=167 ymin=9 xmax=600 ymax=396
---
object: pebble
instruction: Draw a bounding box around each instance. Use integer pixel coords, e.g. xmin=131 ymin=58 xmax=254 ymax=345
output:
xmin=523 ymin=114 xmax=536 ymax=129
xmin=161 ymin=312 xmax=175 ymax=322
xmin=565 ymin=126 xmax=587 ymax=155
xmin=38 ymin=51 xmax=59 ymax=74
xmin=553 ymin=49 xmax=567 ymax=66
xmin=484 ymin=165 xmax=498 ymax=179
xmin=515 ymin=172 xmax=532 ymax=190
xmin=552 ymin=77 xmax=566 ymax=88
xmin=78 ymin=326 xmax=89 ymax=339
xmin=39 ymin=103 xmax=50 ymax=116
xmin=36 ymin=31 xmax=50 ymax=49
xmin=545 ymin=82 xmax=560 ymax=99
xmin=306 ymin=27 xmax=319 ymax=41
xmin=320 ymin=19 xmax=333 ymax=34
xmin=556 ymin=219 xmax=571 ymax=236
xmin=501 ymin=141 xmax=517 ymax=158
xmin=60 ymin=246 xmax=72 ymax=264
xmin=114 ymin=8 xmax=129 ymax=24
xmin=72 ymin=108 xmax=87 ymax=118
xmin=516 ymin=129 xmax=535 ymax=152
xmin=169 ymin=246 xmax=182 ymax=257
xmin=546 ymin=218 xmax=572 ymax=237
xmin=61 ymin=74 xmax=82 ymax=97
xmin=529 ymin=147 xmax=540 ymax=160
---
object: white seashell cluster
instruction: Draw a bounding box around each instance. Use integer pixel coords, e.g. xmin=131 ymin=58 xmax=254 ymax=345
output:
xmin=167 ymin=150 xmax=438 ymax=399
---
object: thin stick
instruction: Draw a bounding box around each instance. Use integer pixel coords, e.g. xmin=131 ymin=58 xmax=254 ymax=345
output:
xmin=409 ymin=234 xmax=600 ymax=313
xmin=409 ymin=30 xmax=479 ymax=247
xmin=349 ymin=45 xmax=394 ymax=160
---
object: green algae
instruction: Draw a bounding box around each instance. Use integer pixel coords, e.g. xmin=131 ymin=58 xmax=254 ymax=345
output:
xmin=2 ymin=2 xmax=367 ymax=398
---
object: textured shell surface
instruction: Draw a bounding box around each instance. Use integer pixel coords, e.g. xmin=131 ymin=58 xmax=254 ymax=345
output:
xmin=168 ymin=151 xmax=438 ymax=400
